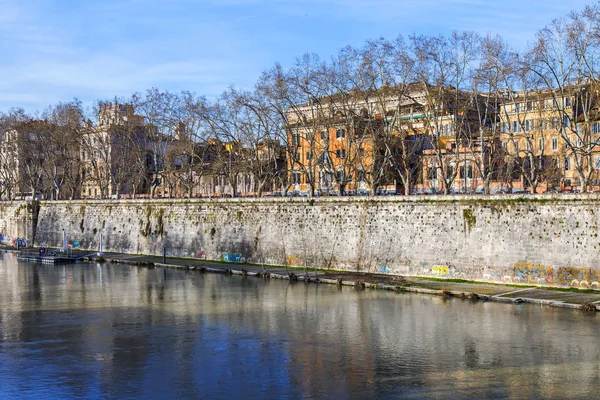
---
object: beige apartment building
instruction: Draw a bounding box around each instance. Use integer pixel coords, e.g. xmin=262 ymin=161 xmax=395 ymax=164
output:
xmin=80 ymin=102 xmax=148 ymax=199
xmin=496 ymin=86 xmax=600 ymax=193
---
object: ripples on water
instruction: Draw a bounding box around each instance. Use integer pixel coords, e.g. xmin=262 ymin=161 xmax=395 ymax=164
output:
xmin=0 ymin=252 xmax=598 ymax=399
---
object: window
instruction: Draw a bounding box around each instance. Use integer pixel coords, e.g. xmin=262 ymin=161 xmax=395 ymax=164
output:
xmin=294 ymin=152 xmax=300 ymax=161
xmin=563 ymin=115 xmax=570 ymax=128
xmin=576 ymin=124 xmax=583 ymax=135
xmin=525 ymin=119 xmax=533 ymax=132
xmin=359 ymin=147 xmax=365 ymax=157
xmin=291 ymin=133 xmax=300 ymax=146
xmin=459 ymin=165 xmax=472 ymax=179
xmin=564 ymin=97 xmax=571 ymax=107
xmin=335 ymin=170 xmax=344 ymax=181
xmin=592 ymin=122 xmax=600 ymax=134
xmin=357 ymin=169 xmax=367 ymax=182
xmin=320 ymin=130 xmax=328 ymax=140
xmin=292 ymin=172 xmax=301 ymax=184
xmin=514 ymin=103 xmax=522 ymax=112
xmin=527 ymin=101 xmax=534 ymax=111
xmin=427 ymin=166 xmax=438 ymax=180
xmin=317 ymin=152 xmax=327 ymax=164
xmin=336 ymin=128 xmax=345 ymax=139
xmin=514 ymin=142 xmax=519 ymax=153
xmin=443 ymin=124 xmax=452 ymax=136
xmin=594 ymin=156 xmax=600 ymax=170
xmin=446 ymin=165 xmax=454 ymax=180
xmin=336 ymin=149 xmax=346 ymax=158
xmin=538 ymin=118 xmax=546 ymax=130
xmin=564 ymin=158 xmax=570 ymax=171
xmin=526 ymin=141 xmax=532 ymax=151
xmin=552 ymin=137 xmax=558 ymax=151
xmin=501 ymin=122 xmax=509 ymax=133
xmin=512 ymin=121 xmax=520 ymax=133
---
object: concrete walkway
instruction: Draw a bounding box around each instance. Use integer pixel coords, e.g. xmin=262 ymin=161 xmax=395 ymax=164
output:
xmin=3 ymin=246 xmax=599 ymax=311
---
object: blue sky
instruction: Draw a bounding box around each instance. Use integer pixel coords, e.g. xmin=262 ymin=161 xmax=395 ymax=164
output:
xmin=0 ymin=0 xmax=593 ymax=113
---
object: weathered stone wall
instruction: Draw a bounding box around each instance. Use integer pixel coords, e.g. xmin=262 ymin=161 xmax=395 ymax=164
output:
xmin=29 ymin=194 xmax=600 ymax=286
xmin=0 ymin=201 xmax=32 ymax=240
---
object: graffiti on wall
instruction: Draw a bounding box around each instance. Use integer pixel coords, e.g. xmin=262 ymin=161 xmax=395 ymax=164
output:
xmin=379 ymin=265 xmax=391 ymax=274
xmin=223 ymin=253 xmax=242 ymax=263
xmin=0 ymin=234 xmax=28 ymax=248
xmin=508 ymin=263 xmax=600 ymax=288
xmin=556 ymin=267 xmax=599 ymax=288
xmin=513 ymin=263 xmax=555 ymax=285
xmin=432 ymin=265 xmax=450 ymax=275
xmin=414 ymin=263 xmax=459 ymax=277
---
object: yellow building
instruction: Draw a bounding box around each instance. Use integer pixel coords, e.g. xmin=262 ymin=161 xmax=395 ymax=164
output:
xmin=497 ymin=86 xmax=600 ymax=193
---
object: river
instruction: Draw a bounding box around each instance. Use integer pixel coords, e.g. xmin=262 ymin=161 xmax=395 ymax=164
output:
xmin=0 ymin=252 xmax=598 ymax=399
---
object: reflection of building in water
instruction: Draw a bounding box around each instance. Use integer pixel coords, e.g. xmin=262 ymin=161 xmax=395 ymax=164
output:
xmin=1 ymin=255 xmax=600 ymax=398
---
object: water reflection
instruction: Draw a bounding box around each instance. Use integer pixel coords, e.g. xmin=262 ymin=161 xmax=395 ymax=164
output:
xmin=0 ymin=252 xmax=598 ymax=399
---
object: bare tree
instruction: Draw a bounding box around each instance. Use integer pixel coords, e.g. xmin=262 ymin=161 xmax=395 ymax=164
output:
xmin=166 ymin=91 xmax=213 ymax=198
xmin=255 ymin=63 xmax=295 ymax=195
xmin=469 ymin=35 xmax=518 ymax=194
xmin=132 ymin=88 xmax=180 ymax=197
xmin=0 ymin=109 xmax=30 ymax=199
xmin=527 ymin=8 xmax=600 ymax=192
xmin=342 ymin=36 xmax=425 ymax=195
xmin=15 ymin=120 xmax=47 ymax=199
xmin=84 ymin=99 xmax=146 ymax=198
xmin=257 ymin=55 xmax=330 ymax=197
xmin=411 ymin=31 xmax=480 ymax=194
xmin=41 ymin=100 xmax=85 ymax=199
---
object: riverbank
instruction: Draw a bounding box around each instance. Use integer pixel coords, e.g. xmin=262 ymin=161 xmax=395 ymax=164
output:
xmin=3 ymin=246 xmax=599 ymax=312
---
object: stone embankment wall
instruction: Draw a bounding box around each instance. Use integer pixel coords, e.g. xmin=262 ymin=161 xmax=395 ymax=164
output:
xmin=11 ymin=195 xmax=600 ymax=286
xmin=0 ymin=201 xmax=32 ymax=239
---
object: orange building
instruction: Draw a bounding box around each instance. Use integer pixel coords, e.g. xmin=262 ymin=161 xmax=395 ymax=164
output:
xmin=285 ymin=85 xmax=455 ymax=196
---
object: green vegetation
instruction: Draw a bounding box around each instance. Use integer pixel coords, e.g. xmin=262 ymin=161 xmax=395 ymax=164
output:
xmin=414 ymin=275 xmax=600 ymax=294
xmin=463 ymin=208 xmax=476 ymax=232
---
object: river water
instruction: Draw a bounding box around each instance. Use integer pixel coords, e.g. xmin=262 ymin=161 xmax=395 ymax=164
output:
xmin=0 ymin=252 xmax=599 ymax=399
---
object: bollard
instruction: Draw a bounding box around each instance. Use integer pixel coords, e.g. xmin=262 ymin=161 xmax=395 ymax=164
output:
xmin=163 ymin=246 xmax=166 ymax=264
